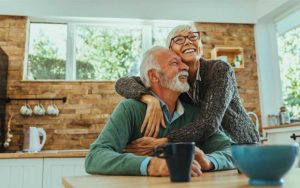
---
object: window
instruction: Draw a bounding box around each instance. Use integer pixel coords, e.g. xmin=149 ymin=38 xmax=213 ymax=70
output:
xmin=27 ymin=23 xmax=67 ymax=80
xmin=75 ymin=25 xmax=142 ymax=80
xmin=277 ymin=26 xmax=300 ymax=119
xmin=26 ymin=19 xmax=188 ymax=81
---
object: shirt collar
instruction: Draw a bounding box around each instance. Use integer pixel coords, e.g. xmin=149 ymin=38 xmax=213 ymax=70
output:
xmin=150 ymin=91 xmax=184 ymax=124
xmin=187 ymin=62 xmax=201 ymax=104
xmin=195 ymin=63 xmax=201 ymax=82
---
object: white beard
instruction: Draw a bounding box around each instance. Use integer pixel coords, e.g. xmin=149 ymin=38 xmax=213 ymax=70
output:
xmin=160 ymin=71 xmax=190 ymax=93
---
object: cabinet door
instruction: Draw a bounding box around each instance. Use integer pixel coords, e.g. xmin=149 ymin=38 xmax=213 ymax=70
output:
xmin=264 ymin=127 xmax=300 ymax=167
xmin=0 ymin=158 xmax=43 ymax=188
xmin=43 ymin=158 xmax=87 ymax=188
xmin=264 ymin=128 xmax=300 ymax=144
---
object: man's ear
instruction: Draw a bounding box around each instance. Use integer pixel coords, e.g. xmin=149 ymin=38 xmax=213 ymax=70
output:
xmin=148 ymin=69 xmax=159 ymax=84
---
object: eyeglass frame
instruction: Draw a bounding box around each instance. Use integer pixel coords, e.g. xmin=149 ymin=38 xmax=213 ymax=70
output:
xmin=169 ymin=32 xmax=200 ymax=49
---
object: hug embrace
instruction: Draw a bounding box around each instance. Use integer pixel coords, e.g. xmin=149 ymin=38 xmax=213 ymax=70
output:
xmin=85 ymin=24 xmax=259 ymax=177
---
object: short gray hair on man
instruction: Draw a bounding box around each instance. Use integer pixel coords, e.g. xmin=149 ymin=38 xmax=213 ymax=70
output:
xmin=166 ymin=24 xmax=203 ymax=56
xmin=140 ymin=46 xmax=167 ymax=87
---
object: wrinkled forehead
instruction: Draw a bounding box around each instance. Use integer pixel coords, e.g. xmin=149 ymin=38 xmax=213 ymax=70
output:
xmin=156 ymin=50 xmax=180 ymax=65
xmin=173 ymin=28 xmax=193 ymax=37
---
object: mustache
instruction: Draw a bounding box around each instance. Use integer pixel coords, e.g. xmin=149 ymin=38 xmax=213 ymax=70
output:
xmin=177 ymin=71 xmax=189 ymax=77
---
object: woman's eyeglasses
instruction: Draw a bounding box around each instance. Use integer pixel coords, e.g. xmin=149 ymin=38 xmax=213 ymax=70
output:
xmin=169 ymin=32 xmax=200 ymax=48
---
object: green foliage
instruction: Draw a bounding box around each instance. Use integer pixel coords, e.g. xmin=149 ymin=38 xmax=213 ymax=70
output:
xmin=28 ymin=26 xmax=141 ymax=80
xmin=28 ymin=32 xmax=65 ymax=80
xmin=28 ymin=55 xmax=65 ymax=79
xmin=76 ymin=27 xmax=140 ymax=80
xmin=278 ymin=27 xmax=300 ymax=119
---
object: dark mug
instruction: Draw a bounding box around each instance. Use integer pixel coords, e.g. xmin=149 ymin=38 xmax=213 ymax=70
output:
xmin=153 ymin=142 xmax=195 ymax=182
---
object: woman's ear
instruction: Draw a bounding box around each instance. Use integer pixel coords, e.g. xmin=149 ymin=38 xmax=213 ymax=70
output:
xmin=148 ymin=69 xmax=159 ymax=84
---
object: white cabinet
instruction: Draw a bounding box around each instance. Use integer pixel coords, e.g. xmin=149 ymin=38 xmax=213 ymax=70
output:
xmin=43 ymin=158 xmax=87 ymax=188
xmin=0 ymin=158 xmax=43 ymax=188
xmin=0 ymin=157 xmax=86 ymax=188
xmin=263 ymin=126 xmax=300 ymax=144
xmin=263 ymin=126 xmax=300 ymax=167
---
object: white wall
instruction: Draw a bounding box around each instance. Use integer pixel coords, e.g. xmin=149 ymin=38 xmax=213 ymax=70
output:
xmin=255 ymin=21 xmax=283 ymax=126
xmin=0 ymin=0 xmax=286 ymax=23
xmin=255 ymin=0 xmax=300 ymax=126
xmin=255 ymin=0 xmax=288 ymax=20
xmin=276 ymin=5 xmax=300 ymax=34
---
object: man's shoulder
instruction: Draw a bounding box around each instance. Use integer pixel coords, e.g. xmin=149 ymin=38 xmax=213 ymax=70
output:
xmin=118 ymin=99 xmax=146 ymax=110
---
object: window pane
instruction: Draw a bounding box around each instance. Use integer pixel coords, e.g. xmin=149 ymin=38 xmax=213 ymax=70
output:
xmin=152 ymin=27 xmax=173 ymax=46
xmin=75 ymin=25 xmax=142 ymax=80
xmin=277 ymin=26 xmax=300 ymax=119
xmin=27 ymin=23 xmax=67 ymax=80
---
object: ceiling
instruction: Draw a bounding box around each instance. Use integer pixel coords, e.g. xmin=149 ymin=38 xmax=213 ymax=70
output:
xmin=0 ymin=0 xmax=296 ymax=23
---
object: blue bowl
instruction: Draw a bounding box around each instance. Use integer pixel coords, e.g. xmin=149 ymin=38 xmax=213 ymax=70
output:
xmin=231 ymin=144 xmax=299 ymax=186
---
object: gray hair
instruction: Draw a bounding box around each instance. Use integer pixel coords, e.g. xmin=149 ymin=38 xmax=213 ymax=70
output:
xmin=140 ymin=46 xmax=167 ymax=87
xmin=166 ymin=24 xmax=203 ymax=56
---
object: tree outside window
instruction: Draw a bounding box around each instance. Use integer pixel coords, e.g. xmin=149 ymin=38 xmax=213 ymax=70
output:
xmin=277 ymin=26 xmax=300 ymax=119
xmin=26 ymin=21 xmax=186 ymax=81
xmin=27 ymin=23 xmax=66 ymax=80
xmin=75 ymin=26 xmax=142 ymax=80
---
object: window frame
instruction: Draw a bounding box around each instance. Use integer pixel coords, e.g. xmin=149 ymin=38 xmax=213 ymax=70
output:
xmin=25 ymin=17 xmax=190 ymax=81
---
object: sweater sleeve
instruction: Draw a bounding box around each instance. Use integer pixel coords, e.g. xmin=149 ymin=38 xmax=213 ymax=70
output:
xmin=115 ymin=76 xmax=150 ymax=100
xmin=201 ymin=130 xmax=235 ymax=171
xmin=167 ymin=62 xmax=236 ymax=142
xmin=85 ymin=101 xmax=147 ymax=175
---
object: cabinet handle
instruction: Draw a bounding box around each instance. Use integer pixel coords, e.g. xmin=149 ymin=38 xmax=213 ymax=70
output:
xmin=290 ymin=133 xmax=300 ymax=141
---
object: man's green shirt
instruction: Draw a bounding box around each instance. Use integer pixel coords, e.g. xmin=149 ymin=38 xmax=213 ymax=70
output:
xmin=85 ymin=99 xmax=235 ymax=175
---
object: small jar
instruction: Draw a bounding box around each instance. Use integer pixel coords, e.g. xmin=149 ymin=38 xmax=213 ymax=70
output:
xmin=279 ymin=106 xmax=291 ymax=124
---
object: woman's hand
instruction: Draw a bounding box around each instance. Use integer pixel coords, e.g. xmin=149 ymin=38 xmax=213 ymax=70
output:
xmin=140 ymin=95 xmax=166 ymax=137
xmin=124 ymin=137 xmax=168 ymax=156
xmin=194 ymin=147 xmax=214 ymax=171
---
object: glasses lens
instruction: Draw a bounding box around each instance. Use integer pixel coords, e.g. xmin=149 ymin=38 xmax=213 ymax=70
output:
xmin=173 ymin=36 xmax=185 ymax=44
xmin=188 ymin=32 xmax=199 ymax=41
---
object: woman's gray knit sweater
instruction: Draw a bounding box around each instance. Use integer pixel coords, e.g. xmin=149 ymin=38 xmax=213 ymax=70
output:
xmin=115 ymin=58 xmax=260 ymax=144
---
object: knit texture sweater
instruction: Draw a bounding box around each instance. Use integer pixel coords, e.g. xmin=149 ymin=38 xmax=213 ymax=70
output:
xmin=115 ymin=58 xmax=260 ymax=144
xmin=85 ymin=99 xmax=235 ymax=175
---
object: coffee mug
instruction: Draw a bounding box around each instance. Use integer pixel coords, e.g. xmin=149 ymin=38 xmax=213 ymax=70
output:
xmin=47 ymin=104 xmax=59 ymax=116
xmin=33 ymin=104 xmax=45 ymax=116
xmin=153 ymin=142 xmax=195 ymax=182
xmin=20 ymin=104 xmax=33 ymax=116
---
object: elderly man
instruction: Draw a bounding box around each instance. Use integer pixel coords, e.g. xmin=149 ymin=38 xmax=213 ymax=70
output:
xmin=85 ymin=46 xmax=234 ymax=176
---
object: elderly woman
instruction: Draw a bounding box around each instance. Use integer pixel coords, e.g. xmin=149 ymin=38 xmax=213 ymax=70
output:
xmin=115 ymin=25 xmax=259 ymax=149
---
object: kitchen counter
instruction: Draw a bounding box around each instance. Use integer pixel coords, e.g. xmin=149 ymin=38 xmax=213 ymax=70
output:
xmin=62 ymin=168 xmax=300 ymax=188
xmin=0 ymin=149 xmax=89 ymax=159
xmin=263 ymin=122 xmax=300 ymax=130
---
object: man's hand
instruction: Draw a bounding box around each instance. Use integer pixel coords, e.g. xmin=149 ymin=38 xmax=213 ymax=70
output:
xmin=191 ymin=160 xmax=202 ymax=177
xmin=147 ymin=157 xmax=169 ymax=176
xmin=140 ymin=95 xmax=166 ymax=137
xmin=194 ymin=147 xmax=214 ymax=171
xmin=147 ymin=158 xmax=202 ymax=177
xmin=124 ymin=137 xmax=168 ymax=156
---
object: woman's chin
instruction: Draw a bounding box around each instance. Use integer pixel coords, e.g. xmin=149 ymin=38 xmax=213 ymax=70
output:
xmin=182 ymin=56 xmax=197 ymax=64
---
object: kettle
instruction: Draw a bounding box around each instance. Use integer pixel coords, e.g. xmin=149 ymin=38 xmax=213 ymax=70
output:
xmin=23 ymin=127 xmax=47 ymax=152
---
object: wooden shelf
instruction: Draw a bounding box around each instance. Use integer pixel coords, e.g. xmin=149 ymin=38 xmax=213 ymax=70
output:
xmin=211 ymin=47 xmax=244 ymax=69
xmin=263 ymin=122 xmax=300 ymax=130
